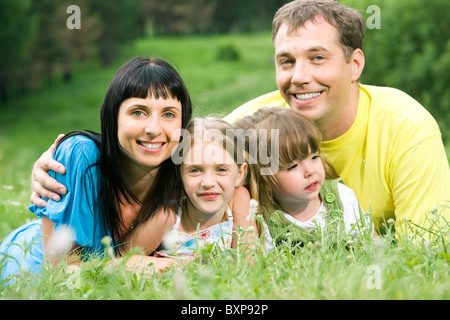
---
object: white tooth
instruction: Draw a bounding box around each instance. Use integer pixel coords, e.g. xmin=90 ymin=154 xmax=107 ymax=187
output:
xmin=295 ymin=92 xmax=321 ymax=100
xmin=140 ymin=142 xmax=163 ymax=149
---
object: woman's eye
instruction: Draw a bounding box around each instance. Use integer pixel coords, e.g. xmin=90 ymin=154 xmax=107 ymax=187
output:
xmin=132 ymin=110 xmax=144 ymax=117
xmin=164 ymin=112 xmax=175 ymax=119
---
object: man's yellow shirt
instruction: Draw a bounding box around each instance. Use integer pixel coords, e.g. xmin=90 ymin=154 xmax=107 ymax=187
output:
xmin=225 ymin=85 xmax=450 ymax=235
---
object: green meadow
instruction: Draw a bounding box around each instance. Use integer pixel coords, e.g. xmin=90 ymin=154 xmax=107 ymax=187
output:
xmin=0 ymin=34 xmax=449 ymax=300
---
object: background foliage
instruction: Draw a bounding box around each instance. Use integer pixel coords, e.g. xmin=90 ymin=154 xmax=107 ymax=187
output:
xmin=347 ymin=0 xmax=450 ymax=140
xmin=1 ymin=0 xmax=449 ymax=141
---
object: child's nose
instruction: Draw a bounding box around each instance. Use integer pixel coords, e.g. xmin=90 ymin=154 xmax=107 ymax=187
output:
xmin=303 ymin=162 xmax=315 ymax=178
xmin=200 ymin=172 xmax=216 ymax=188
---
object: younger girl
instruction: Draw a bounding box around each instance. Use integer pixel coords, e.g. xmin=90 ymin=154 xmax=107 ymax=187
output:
xmin=127 ymin=117 xmax=258 ymax=262
xmin=235 ymin=107 xmax=373 ymax=248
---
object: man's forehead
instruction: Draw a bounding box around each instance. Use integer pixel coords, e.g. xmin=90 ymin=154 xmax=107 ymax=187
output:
xmin=274 ymin=18 xmax=340 ymax=53
xmin=275 ymin=16 xmax=337 ymax=41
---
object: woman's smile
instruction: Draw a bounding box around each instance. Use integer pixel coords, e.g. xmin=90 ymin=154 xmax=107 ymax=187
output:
xmin=118 ymin=96 xmax=182 ymax=170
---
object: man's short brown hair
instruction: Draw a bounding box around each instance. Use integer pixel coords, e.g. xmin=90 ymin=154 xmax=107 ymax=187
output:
xmin=272 ymin=0 xmax=365 ymax=61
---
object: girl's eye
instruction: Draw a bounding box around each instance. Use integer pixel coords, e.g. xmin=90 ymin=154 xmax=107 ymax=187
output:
xmin=286 ymin=163 xmax=298 ymax=171
xmin=216 ymin=167 xmax=228 ymax=173
xmin=311 ymin=154 xmax=320 ymax=160
xmin=183 ymin=166 xmax=201 ymax=175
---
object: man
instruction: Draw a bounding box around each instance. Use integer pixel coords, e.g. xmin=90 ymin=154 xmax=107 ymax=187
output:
xmin=31 ymin=0 xmax=449 ymax=237
xmin=225 ymin=0 xmax=449 ymax=236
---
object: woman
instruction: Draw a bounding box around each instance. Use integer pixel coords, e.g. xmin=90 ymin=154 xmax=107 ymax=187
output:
xmin=0 ymin=57 xmax=192 ymax=281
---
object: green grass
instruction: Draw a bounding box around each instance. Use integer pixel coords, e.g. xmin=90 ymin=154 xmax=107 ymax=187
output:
xmin=0 ymin=33 xmax=449 ymax=300
xmin=1 ymin=221 xmax=448 ymax=300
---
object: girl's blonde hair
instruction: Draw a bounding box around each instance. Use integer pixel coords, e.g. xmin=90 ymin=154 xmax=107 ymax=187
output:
xmin=174 ymin=116 xmax=249 ymax=181
xmin=234 ymin=107 xmax=338 ymax=217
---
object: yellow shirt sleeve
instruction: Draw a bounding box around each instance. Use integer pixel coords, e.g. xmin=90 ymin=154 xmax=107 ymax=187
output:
xmin=223 ymin=90 xmax=288 ymax=124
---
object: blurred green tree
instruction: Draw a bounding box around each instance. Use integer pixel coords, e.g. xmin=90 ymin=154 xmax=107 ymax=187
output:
xmin=91 ymin=0 xmax=144 ymax=66
xmin=345 ymin=0 xmax=450 ymax=140
xmin=0 ymin=0 xmax=37 ymax=101
xmin=1 ymin=0 xmax=449 ymax=144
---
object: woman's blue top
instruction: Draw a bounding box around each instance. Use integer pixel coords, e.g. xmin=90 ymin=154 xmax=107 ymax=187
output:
xmin=0 ymin=135 xmax=110 ymax=281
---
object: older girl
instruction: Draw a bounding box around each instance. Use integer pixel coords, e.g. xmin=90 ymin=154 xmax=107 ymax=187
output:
xmin=127 ymin=117 xmax=258 ymax=263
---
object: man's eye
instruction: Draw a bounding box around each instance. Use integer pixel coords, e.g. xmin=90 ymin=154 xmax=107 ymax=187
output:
xmin=313 ymin=56 xmax=325 ymax=62
xmin=280 ymin=59 xmax=293 ymax=66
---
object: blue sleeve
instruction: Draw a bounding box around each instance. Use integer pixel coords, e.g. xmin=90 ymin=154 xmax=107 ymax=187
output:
xmin=29 ymin=135 xmax=103 ymax=248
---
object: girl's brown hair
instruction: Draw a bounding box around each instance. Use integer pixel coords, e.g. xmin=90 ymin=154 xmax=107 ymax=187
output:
xmin=234 ymin=107 xmax=338 ymax=217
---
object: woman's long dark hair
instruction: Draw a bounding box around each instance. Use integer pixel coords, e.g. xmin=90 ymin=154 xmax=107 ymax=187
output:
xmin=54 ymin=57 xmax=192 ymax=254
xmin=100 ymin=57 xmax=192 ymax=253
xmin=55 ymin=57 xmax=192 ymax=255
